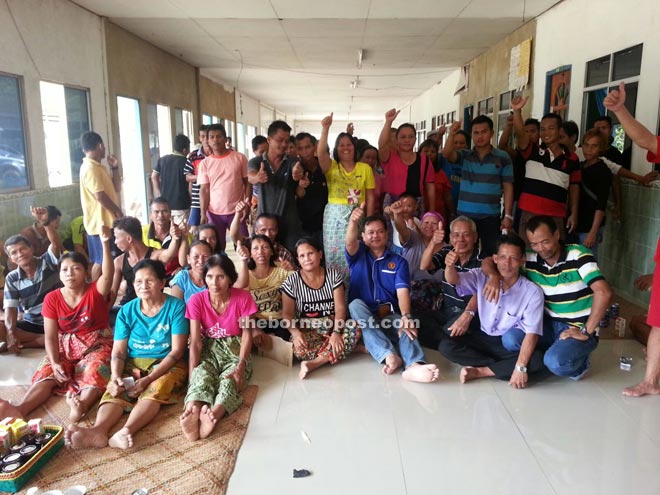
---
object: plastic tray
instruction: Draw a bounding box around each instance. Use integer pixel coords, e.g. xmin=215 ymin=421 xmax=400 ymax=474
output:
xmin=0 ymin=425 xmax=64 ymax=493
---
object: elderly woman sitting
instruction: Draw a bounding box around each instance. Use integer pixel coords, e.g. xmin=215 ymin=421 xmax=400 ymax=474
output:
xmin=66 ymin=259 xmax=189 ymax=450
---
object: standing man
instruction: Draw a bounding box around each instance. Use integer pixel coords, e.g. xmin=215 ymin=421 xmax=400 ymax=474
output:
xmin=184 ymin=125 xmax=211 ymax=234
xmin=247 ymin=121 xmax=304 ymax=252
xmin=345 ymin=204 xmax=439 ymax=383
xmin=295 ymin=132 xmax=328 ymax=245
xmin=79 ymin=131 xmax=123 ymax=281
xmin=604 ymin=82 xmax=660 ymax=396
xmin=3 ymin=207 xmax=63 ymax=353
xmin=198 ymin=123 xmax=251 ymax=253
xmin=511 ymin=96 xmax=580 ymax=241
xmin=151 ymin=134 xmax=191 ymax=221
xmin=442 ymin=117 xmax=514 ymax=257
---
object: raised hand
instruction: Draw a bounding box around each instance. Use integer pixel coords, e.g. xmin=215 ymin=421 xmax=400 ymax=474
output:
xmin=321 ymin=113 xmax=334 ymax=130
xmin=236 ymin=240 xmax=250 ymax=262
xmin=292 ymin=161 xmax=304 ymax=181
xmin=511 ymin=95 xmax=529 ymax=111
xmin=603 ymin=81 xmax=626 ymax=112
xmin=31 ymin=206 xmax=49 ymax=225
xmin=384 ymin=108 xmax=400 ymax=124
xmin=100 ymin=225 xmax=112 ymax=243
xmin=349 ymin=202 xmax=366 ymax=224
xmin=449 ymin=120 xmax=463 ymax=134
xmin=256 ymin=162 xmax=269 ymax=183
xmin=107 ymin=154 xmax=119 ymax=168
xmin=437 ymin=124 xmax=447 ymax=136
xmin=445 ymin=248 xmax=459 ymax=267
xmin=346 ymin=122 xmax=354 ymax=135
xmin=299 ymin=171 xmax=310 ymax=189
xmin=389 ymin=200 xmax=403 ymax=218
xmin=431 ymin=221 xmax=445 ymax=247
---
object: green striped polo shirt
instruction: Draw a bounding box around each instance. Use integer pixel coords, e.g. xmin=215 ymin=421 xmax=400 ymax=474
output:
xmin=523 ymin=244 xmax=604 ymax=324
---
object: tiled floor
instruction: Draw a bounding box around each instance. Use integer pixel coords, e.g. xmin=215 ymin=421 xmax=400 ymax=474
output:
xmin=3 ymin=341 xmax=659 ymax=495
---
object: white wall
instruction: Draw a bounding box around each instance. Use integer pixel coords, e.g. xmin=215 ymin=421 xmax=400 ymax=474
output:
xmin=0 ymin=0 xmax=108 ymax=189
xmin=408 ymin=69 xmax=462 ymax=137
xmin=532 ymin=0 xmax=660 ymax=173
xmin=235 ymin=90 xmax=260 ymax=128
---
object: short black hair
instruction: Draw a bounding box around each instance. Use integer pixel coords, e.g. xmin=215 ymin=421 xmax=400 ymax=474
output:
xmin=267 ymin=120 xmax=291 ymax=137
xmin=363 ymin=215 xmax=388 ymax=232
xmin=204 ymin=253 xmax=238 ymax=285
xmin=198 ymin=125 xmax=209 ymax=133
xmin=189 ymin=239 xmax=213 ymax=254
xmin=471 ymin=115 xmax=494 ymax=131
xmin=133 ymin=258 xmax=167 ymax=282
xmin=495 ymin=233 xmax=525 ymax=257
xmin=44 ymin=205 xmax=62 ymax=225
xmin=594 ymin=115 xmax=613 ymax=128
xmin=358 ymin=144 xmax=378 ymax=162
xmin=455 ymin=130 xmax=469 ymax=140
xmin=81 ymin=131 xmax=103 ymax=152
xmin=58 ymin=251 xmax=90 ymax=272
xmin=149 ymin=196 xmax=170 ymax=209
xmin=524 ymin=118 xmax=540 ymax=131
xmin=399 ymin=192 xmax=417 ymax=203
xmin=207 ymin=123 xmax=227 ymax=138
xmin=419 ymin=139 xmax=438 ymax=151
xmin=294 ymin=237 xmax=325 ymax=268
xmin=541 ymin=113 xmax=563 ymax=127
xmin=113 ymin=216 xmax=143 ymax=240
xmin=252 ymin=135 xmax=268 ymax=152
xmin=525 ymin=215 xmax=558 ymax=235
xmin=561 ymin=121 xmax=580 ymax=143
xmin=295 ymin=132 xmax=316 ymax=145
xmin=173 ymin=134 xmax=191 ymax=153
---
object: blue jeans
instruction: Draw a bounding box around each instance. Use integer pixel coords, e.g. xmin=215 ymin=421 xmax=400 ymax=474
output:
xmin=349 ymin=299 xmax=426 ymax=369
xmin=578 ymin=229 xmax=603 ymax=261
xmin=502 ymin=318 xmax=598 ymax=379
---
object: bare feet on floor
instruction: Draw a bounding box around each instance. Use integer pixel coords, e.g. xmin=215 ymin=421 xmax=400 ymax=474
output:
xmin=66 ymin=391 xmax=86 ymax=423
xmin=402 ymin=363 xmax=439 ymax=383
xmin=108 ymin=427 xmax=134 ymax=449
xmin=459 ymin=366 xmax=494 ymax=383
xmin=0 ymin=399 xmax=24 ymax=419
xmin=623 ymin=381 xmax=660 ymax=397
xmin=66 ymin=425 xmax=108 ymax=449
xmin=199 ymin=405 xmax=218 ymax=439
xmin=382 ymin=354 xmax=403 ymax=375
xmin=299 ymin=361 xmax=311 ymax=380
xmin=180 ymin=405 xmax=200 ymax=441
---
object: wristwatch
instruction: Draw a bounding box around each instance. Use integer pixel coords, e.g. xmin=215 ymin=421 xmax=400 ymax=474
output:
xmin=515 ymin=365 xmax=528 ymax=373
xmin=402 ymin=313 xmax=413 ymax=319
xmin=579 ymin=326 xmax=591 ymax=336
xmin=464 ymin=310 xmax=476 ymax=318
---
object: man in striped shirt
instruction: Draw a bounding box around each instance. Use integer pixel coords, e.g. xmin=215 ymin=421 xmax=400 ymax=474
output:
xmin=184 ymin=125 xmax=211 ymax=234
xmin=524 ymin=215 xmax=611 ymax=379
xmin=512 ymin=95 xmax=580 ymax=242
xmin=442 ymin=116 xmax=514 ymax=257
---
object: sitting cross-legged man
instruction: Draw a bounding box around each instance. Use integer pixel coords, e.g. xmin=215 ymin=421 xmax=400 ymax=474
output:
xmin=440 ymin=233 xmax=545 ymax=388
xmin=346 ymin=203 xmax=439 ymax=383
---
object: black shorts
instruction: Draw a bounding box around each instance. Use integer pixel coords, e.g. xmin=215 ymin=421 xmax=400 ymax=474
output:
xmin=16 ymin=320 xmax=44 ymax=334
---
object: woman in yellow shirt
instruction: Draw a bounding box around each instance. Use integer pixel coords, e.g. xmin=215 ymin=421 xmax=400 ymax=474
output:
xmin=317 ymin=114 xmax=376 ymax=284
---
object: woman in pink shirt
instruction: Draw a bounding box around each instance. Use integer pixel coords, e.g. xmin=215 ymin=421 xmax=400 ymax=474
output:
xmin=180 ymin=254 xmax=257 ymax=441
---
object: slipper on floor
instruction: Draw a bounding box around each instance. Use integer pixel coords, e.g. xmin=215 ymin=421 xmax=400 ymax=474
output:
xmin=0 ymin=341 xmax=7 ymax=353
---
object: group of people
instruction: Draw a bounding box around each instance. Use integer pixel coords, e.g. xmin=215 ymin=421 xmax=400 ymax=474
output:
xmin=0 ymin=82 xmax=658 ymax=453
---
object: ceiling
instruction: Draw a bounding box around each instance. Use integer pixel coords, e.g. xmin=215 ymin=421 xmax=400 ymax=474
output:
xmin=71 ymin=0 xmax=561 ymax=122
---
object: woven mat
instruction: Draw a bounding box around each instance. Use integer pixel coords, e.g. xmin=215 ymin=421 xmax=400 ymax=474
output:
xmin=0 ymin=385 xmax=258 ymax=495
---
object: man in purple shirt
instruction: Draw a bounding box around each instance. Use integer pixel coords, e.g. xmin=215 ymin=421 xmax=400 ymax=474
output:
xmin=441 ymin=233 xmax=545 ymax=388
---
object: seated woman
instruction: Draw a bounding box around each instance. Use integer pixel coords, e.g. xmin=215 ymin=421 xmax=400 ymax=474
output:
xmin=171 ymin=240 xmax=212 ymax=303
xmin=281 ymin=238 xmax=361 ymax=379
xmin=180 ymin=254 xmax=256 ymax=441
xmin=66 ymin=259 xmax=189 ymax=450
xmin=0 ymin=227 xmax=114 ymax=422
xmin=235 ymin=235 xmax=291 ymax=346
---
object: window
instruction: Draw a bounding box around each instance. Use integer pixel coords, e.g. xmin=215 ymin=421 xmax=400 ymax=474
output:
xmin=147 ymin=103 xmax=172 ymax=172
xmin=236 ymin=122 xmax=246 ymax=154
xmin=202 ymin=114 xmax=212 ymax=125
xmin=174 ymin=109 xmax=194 ymax=140
xmin=0 ymin=74 xmax=29 ymax=191
xmin=497 ymin=90 xmax=517 ymax=144
xmin=40 ymin=81 xmax=91 ymax=187
xmin=246 ymin=125 xmax=257 ymax=158
xmin=117 ymin=96 xmax=147 ymax=223
xmin=582 ymin=44 xmax=642 ymax=165
xmin=224 ymin=119 xmax=235 ymax=143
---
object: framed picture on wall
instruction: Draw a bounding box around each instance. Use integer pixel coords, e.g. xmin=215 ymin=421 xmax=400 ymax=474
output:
xmin=544 ymin=65 xmax=571 ymax=120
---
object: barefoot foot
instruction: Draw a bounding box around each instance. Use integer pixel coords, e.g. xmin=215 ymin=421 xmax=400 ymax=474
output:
xmin=299 ymin=361 xmax=311 ymax=380
xmin=623 ymin=381 xmax=660 ymax=397
xmin=459 ymin=366 xmax=491 ymax=384
xmin=199 ymin=405 xmax=218 ymax=439
xmin=180 ymin=405 xmax=200 ymax=441
xmin=402 ymin=363 xmax=439 ymax=383
xmin=0 ymin=399 xmax=24 ymax=419
xmin=108 ymin=427 xmax=134 ymax=449
xmin=66 ymin=425 xmax=108 ymax=449
xmin=66 ymin=392 xmax=86 ymax=423
xmin=382 ymin=354 xmax=403 ymax=375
